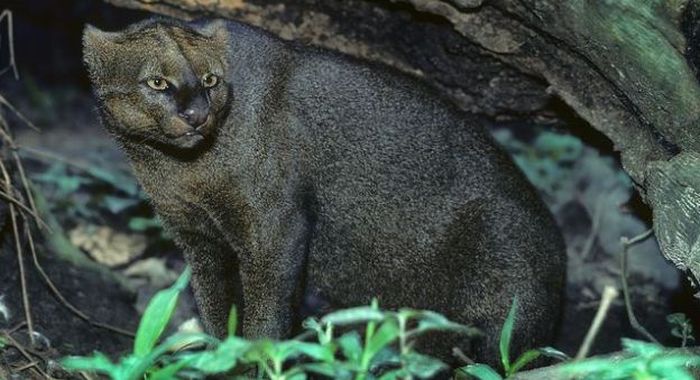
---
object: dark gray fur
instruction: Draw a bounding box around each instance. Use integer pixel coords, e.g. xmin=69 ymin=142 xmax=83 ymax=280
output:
xmin=82 ymin=18 xmax=566 ymax=365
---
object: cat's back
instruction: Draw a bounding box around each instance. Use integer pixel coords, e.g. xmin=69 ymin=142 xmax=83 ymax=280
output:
xmin=282 ymin=44 xmax=533 ymax=202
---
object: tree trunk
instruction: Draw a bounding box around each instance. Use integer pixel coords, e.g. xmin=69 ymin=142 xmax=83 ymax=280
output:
xmin=102 ymin=0 xmax=700 ymax=287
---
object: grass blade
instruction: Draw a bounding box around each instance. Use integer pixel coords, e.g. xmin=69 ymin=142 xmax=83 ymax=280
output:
xmin=133 ymin=267 xmax=191 ymax=357
xmin=227 ymin=304 xmax=238 ymax=336
xmin=499 ymin=296 xmax=518 ymax=373
xmin=459 ymin=364 xmax=503 ymax=380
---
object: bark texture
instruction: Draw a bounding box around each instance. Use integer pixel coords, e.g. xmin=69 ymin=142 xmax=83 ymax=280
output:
xmin=102 ymin=0 xmax=700 ymax=286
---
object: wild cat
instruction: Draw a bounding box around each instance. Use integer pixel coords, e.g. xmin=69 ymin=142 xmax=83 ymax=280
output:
xmin=83 ymin=17 xmax=566 ymax=365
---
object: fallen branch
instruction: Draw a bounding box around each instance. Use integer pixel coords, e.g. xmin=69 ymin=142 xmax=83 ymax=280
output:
xmin=575 ymin=285 xmax=619 ymax=360
xmin=620 ymin=229 xmax=659 ymax=344
xmin=0 ymin=41 xmax=137 ymax=365
xmin=0 ymin=154 xmax=35 ymax=346
xmin=0 ymin=332 xmax=50 ymax=379
xmin=0 ymin=10 xmax=19 ymax=80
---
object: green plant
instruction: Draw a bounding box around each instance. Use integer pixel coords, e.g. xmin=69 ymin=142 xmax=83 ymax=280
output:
xmin=26 ymin=153 xmax=166 ymax=237
xmin=667 ymin=313 xmax=694 ymax=348
xmin=562 ymin=339 xmax=700 ymax=380
xmin=61 ymin=268 xmax=218 ymax=380
xmin=454 ymin=300 xmax=700 ymax=380
xmin=457 ymin=297 xmax=568 ymax=379
xmin=61 ymin=267 xmax=479 ymax=380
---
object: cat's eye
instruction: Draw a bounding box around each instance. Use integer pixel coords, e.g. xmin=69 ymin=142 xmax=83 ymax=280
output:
xmin=147 ymin=78 xmax=169 ymax=91
xmin=202 ymin=73 xmax=219 ymax=88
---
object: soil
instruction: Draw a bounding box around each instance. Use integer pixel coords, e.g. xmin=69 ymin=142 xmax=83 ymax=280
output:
xmin=0 ymin=238 xmax=137 ymax=357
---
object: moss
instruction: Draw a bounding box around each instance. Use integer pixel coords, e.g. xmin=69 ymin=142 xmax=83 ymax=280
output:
xmin=563 ymin=0 xmax=700 ymax=149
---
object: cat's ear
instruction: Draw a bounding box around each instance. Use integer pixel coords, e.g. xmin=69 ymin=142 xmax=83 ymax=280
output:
xmin=82 ymin=24 xmax=120 ymax=78
xmin=198 ymin=19 xmax=229 ymax=47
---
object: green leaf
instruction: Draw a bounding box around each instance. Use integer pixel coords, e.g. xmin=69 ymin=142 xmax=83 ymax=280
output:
xmin=227 ymin=304 xmax=238 ymax=336
xmin=303 ymin=317 xmax=322 ymax=333
xmin=508 ymin=349 xmax=540 ymax=375
xmin=285 ymin=372 xmax=307 ymax=380
xmin=279 ymin=341 xmax=335 ymax=363
xmin=378 ymin=368 xmax=407 ymax=380
xmin=122 ymin=333 xmax=213 ymax=379
xmin=56 ymin=176 xmax=84 ymax=195
xmin=649 ymin=353 xmax=700 ymax=372
xmin=243 ymin=339 xmax=276 ymax=364
xmin=537 ymin=346 xmax=570 ymax=361
xmin=128 ymin=217 xmax=162 ymax=232
xmin=667 ymin=313 xmax=695 ymax=343
xmin=672 ymin=327 xmax=683 ymax=338
xmin=410 ymin=310 xmax=480 ymax=337
xmin=337 ymin=331 xmax=363 ymax=363
xmin=621 ymin=338 xmax=663 ymax=357
xmin=562 ymin=356 xmax=639 ymax=376
xmin=458 ymin=364 xmax=503 ymax=380
xmin=402 ymin=352 xmax=447 ymax=379
xmin=0 ymin=336 xmax=6 ymax=348
xmin=366 ymin=319 xmax=400 ymax=360
xmin=133 ymin=267 xmax=191 ymax=357
xmin=303 ymin=317 xmax=334 ymax=345
xmin=148 ymin=359 xmax=191 ymax=380
xmin=180 ymin=336 xmax=251 ymax=373
xmin=61 ymin=352 xmax=119 ymax=375
xmin=499 ymin=296 xmax=518 ymax=373
xmin=155 ymin=332 xmax=217 ymax=354
xmin=667 ymin=313 xmax=687 ymax=325
xmin=300 ymin=342 xmax=337 ymax=363
xmin=103 ymin=196 xmax=139 ymax=214
xmin=370 ymin=347 xmax=400 ymax=370
xmin=81 ymin=164 xmax=140 ymax=196
xmin=300 ymin=362 xmax=353 ymax=379
xmin=321 ymin=306 xmax=386 ymax=326
xmin=655 ymin=368 xmax=696 ymax=380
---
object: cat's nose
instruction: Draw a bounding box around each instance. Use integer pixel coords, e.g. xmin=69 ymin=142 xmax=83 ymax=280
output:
xmin=179 ymin=108 xmax=208 ymax=127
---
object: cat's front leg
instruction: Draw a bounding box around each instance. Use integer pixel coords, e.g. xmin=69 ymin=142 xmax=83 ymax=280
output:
xmin=239 ymin=208 xmax=309 ymax=339
xmin=167 ymin=221 xmax=242 ymax=338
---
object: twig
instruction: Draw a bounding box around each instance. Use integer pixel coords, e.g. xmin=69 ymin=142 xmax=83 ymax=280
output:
xmin=575 ymin=285 xmax=619 ymax=360
xmin=0 ymin=332 xmax=50 ymax=379
xmin=620 ymin=229 xmax=659 ymax=344
xmin=0 ymin=109 xmax=45 ymax=230
xmin=90 ymin=321 xmax=136 ymax=338
xmin=13 ymin=361 xmax=39 ymax=372
xmin=580 ymin=197 xmax=604 ymax=260
xmin=452 ymin=347 xmax=475 ymax=365
xmin=0 ymin=10 xmax=19 ymax=80
xmin=0 ymin=113 xmax=46 ymax=232
xmin=0 ymin=159 xmax=35 ymax=346
xmin=0 ymin=65 xmax=135 ymax=351
xmin=8 ymin=321 xmax=26 ymax=334
xmin=0 ymin=128 xmax=48 ymax=228
xmin=0 ymin=94 xmax=39 ymax=131
xmin=624 ymin=229 xmax=654 ymax=247
xmin=0 ymin=92 xmax=134 ymax=338
xmin=12 ymin=145 xmax=44 ymax=230
xmin=21 ymin=145 xmax=132 ymax=174
xmin=0 ymin=188 xmax=51 ymax=231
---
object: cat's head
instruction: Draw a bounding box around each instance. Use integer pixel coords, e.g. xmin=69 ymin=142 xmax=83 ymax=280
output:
xmin=83 ymin=19 xmax=230 ymax=151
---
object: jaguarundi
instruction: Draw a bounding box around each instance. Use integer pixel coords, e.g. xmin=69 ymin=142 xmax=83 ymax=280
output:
xmin=82 ymin=17 xmax=566 ymax=365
